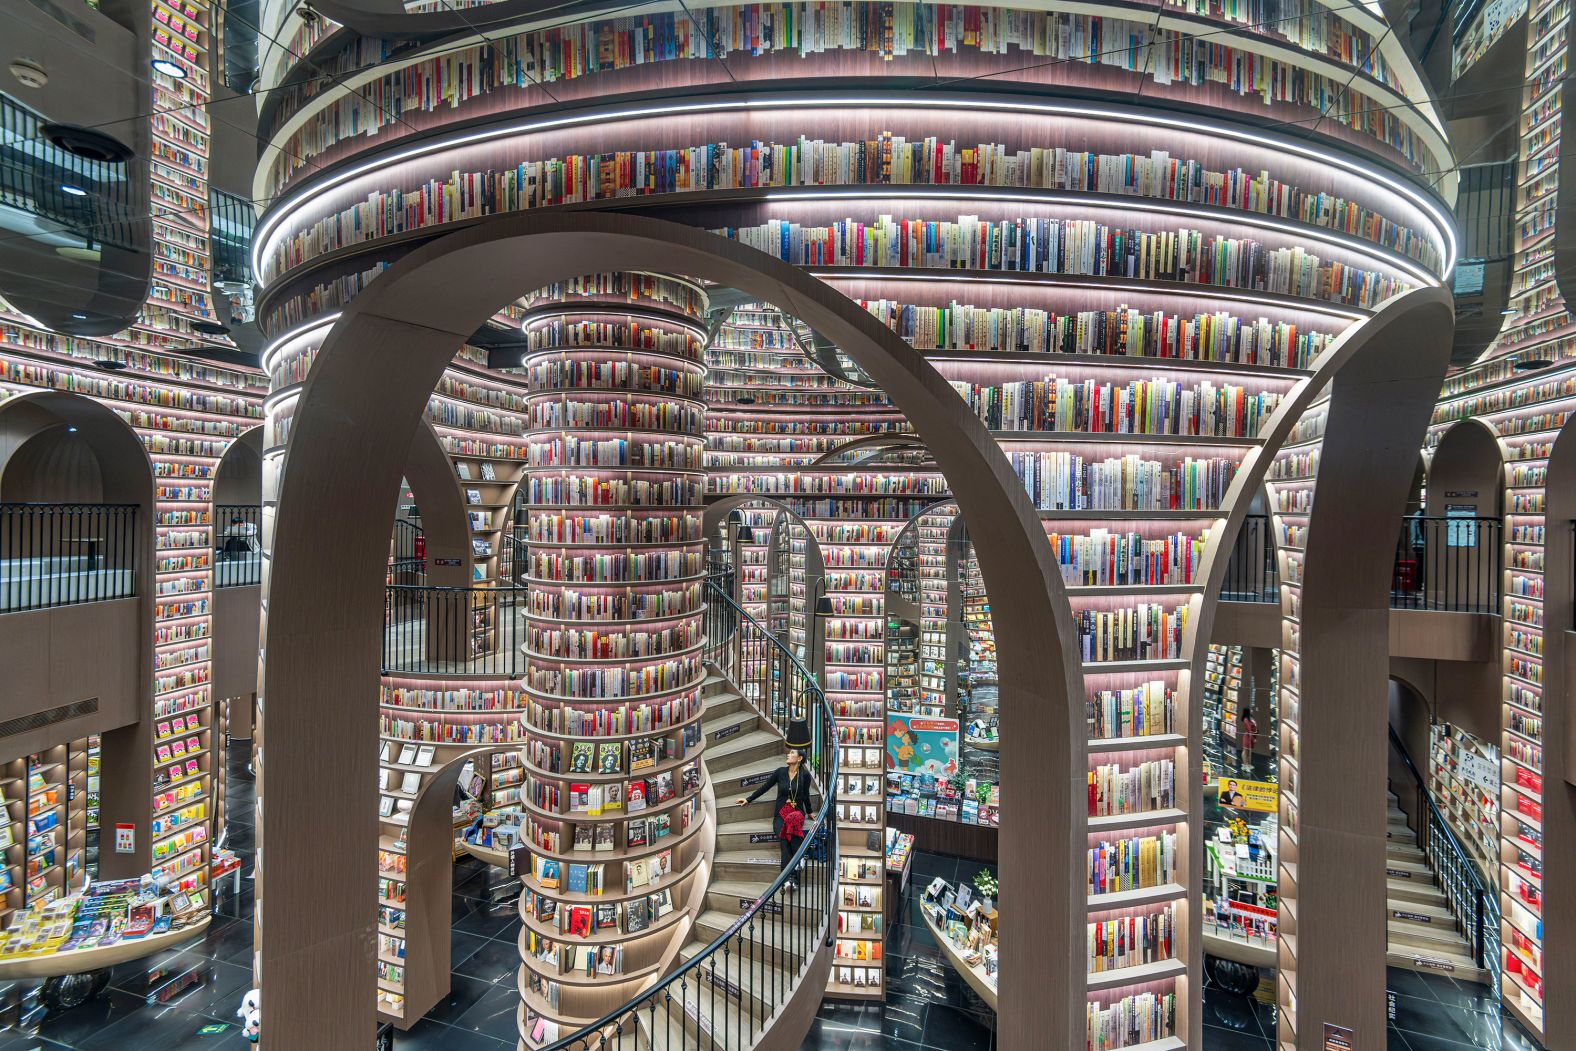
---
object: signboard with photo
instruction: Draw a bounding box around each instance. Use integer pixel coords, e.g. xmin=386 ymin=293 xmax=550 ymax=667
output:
xmin=1216 ymin=777 xmax=1278 ymax=813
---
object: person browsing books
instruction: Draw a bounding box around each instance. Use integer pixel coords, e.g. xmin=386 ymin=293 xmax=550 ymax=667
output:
xmin=736 ymin=720 xmax=814 ymax=893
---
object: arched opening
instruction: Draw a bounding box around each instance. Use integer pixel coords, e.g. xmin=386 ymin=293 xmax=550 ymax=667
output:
xmin=1182 ymin=286 xmax=1453 ymax=1046
xmin=0 ymin=390 xmax=156 ymax=886
xmin=260 ymin=212 xmax=1086 ymax=1049
xmin=1410 ymin=418 xmax=1505 ymax=612
xmin=212 ymin=426 xmax=264 ymax=743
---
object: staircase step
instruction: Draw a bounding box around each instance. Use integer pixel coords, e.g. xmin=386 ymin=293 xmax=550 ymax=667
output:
xmin=702 ymin=690 xmax=750 ymax=719
xmin=709 ymin=755 xmax=783 ymax=796
xmin=1386 ymin=946 xmax=1488 ymax=986
xmin=714 ymin=847 xmax=788 ymax=883
xmin=715 ymin=818 xmax=778 ymax=852
xmin=1387 ymin=877 xmax=1449 ymax=906
xmin=705 ymin=730 xmax=784 ymax=772
xmin=638 ymin=998 xmax=721 ymax=1051
xmin=705 ymin=879 xmax=779 ymax=915
xmin=1388 ymin=918 xmax=1472 ymax=952
xmin=1385 ymin=843 xmax=1426 ymax=862
xmin=1385 ymin=898 xmax=1455 ymax=924
xmin=677 ymin=937 xmax=804 ymax=1014
xmin=1384 ymin=858 xmax=1431 ymax=878
xmin=702 ymin=708 xmax=761 ymax=745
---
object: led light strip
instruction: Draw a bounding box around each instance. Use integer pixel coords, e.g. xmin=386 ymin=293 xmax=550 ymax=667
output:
xmin=253 ymin=94 xmax=1457 ymax=281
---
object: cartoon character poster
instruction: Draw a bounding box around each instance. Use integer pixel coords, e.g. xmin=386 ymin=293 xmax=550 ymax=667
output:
xmin=886 ymin=717 xmax=960 ymax=776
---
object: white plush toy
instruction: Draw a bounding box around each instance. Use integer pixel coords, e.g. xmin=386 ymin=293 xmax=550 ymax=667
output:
xmin=238 ymin=988 xmax=260 ymax=1043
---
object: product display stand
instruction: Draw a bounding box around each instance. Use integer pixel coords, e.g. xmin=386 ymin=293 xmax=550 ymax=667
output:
xmin=918 ymin=876 xmax=998 ymax=1009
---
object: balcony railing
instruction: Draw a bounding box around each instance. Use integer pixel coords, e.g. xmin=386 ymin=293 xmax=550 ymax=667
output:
xmin=388 ymin=519 xmax=426 ymax=582
xmin=1391 ymin=515 xmax=1501 ymax=613
xmin=0 ymin=503 xmax=138 ymax=613
xmin=215 ymin=505 xmax=262 ymax=588
xmin=382 ymin=583 xmax=526 ymax=676
xmin=1219 ymin=513 xmax=1502 ymax=613
xmin=1218 ymin=514 xmax=1277 ymax=602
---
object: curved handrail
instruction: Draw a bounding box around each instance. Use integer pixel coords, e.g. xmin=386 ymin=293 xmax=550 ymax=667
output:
xmin=540 ymin=577 xmax=840 ymax=1050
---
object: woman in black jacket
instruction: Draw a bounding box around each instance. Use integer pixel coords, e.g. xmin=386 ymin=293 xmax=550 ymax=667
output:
xmin=736 ymin=743 xmax=812 ymax=891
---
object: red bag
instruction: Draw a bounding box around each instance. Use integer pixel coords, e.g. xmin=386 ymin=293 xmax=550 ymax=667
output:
xmin=777 ymin=802 xmax=805 ymax=840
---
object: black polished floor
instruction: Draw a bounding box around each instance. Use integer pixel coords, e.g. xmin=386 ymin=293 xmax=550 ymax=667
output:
xmin=0 ymin=743 xmax=1551 ymax=1051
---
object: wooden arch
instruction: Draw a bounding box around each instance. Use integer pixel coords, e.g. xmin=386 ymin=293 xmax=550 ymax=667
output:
xmin=1180 ymin=285 xmax=1453 ymax=1046
xmin=258 ymin=211 xmax=1086 ymax=1049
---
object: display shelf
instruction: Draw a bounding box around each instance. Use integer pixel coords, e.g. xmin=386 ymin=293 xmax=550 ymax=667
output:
xmin=514 ymin=273 xmax=711 ymax=1034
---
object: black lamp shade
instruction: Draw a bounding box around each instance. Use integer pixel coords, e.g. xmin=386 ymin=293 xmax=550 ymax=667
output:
xmin=737 ymin=524 xmax=755 ymax=544
xmin=815 ymin=595 xmax=834 ymax=616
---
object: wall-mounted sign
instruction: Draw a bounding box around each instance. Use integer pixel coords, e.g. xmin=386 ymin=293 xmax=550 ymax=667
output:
xmin=1458 ymin=750 xmax=1498 ymax=793
xmin=1323 ymin=1023 xmax=1355 ymax=1050
xmin=114 ymin=823 xmax=135 ymax=853
xmin=1445 ymin=505 xmax=1479 ymax=548
xmin=1452 ymin=260 xmax=1485 ymax=296
xmin=433 ymin=557 xmax=461 ymax=567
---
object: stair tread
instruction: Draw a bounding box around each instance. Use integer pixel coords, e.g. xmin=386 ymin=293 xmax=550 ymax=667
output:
xmin=711 ymin=755 xmax=783 ymax=783
xmin=701 ymin=709 xmax=759 ymax=735
xmin=678 ymin=940 xmax=800 ymax=994
xmin=705 ymin=730 xmax=783 ymax=765
xmin=696 ymin=905 xmax=815 ymax=931
xmin=1385 ymin=900 xmax=1455 ymax=920
xmin=707 ymin=878 xmax=778 ymax=898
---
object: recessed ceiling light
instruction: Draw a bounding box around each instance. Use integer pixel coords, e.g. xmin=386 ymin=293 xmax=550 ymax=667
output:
xmin=1501 ymin=308 xmax=1518 ymax=315
xmin=151 ymin=58 xmax=187 ymax=79
xmin=71 ymin=313 xmax=87 ymax=320
xmin=59 ymin=184 xmax=87 ymax=197
xmin=67 ymin=426 xmax=78 ymax=433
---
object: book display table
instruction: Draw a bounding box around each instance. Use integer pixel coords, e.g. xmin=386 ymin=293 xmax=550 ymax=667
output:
xmin=918 ymin=877 xmax=998 ymax=1010
xmin=0 ymin=915 xmax=211 ymax=1009
xmin=920 ymin=904 xmax=997 ymax=1010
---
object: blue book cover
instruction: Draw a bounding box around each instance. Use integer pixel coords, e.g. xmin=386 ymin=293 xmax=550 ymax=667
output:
xmin=567 ymin=863 xmax=589 ymax=894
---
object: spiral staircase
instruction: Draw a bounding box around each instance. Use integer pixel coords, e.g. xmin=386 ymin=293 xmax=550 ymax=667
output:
xmin=547 ymin=580 xmax=837 ymax=1051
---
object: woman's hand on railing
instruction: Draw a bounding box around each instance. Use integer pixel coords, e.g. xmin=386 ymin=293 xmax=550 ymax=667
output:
xmin=735 ymin=797 xmax=748 ymax=807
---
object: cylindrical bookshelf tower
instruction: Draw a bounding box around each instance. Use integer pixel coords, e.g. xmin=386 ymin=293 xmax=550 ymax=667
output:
xmin=516 ymin=273 xmax=712 ymax=1042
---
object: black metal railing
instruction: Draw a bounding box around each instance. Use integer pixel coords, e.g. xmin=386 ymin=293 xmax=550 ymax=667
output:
xmin=502 ymin=533 xmax=527 ymax=586
xmin=1388 ymin=727 xmax=1499 ymax=995
xmin=387 ymin=520 xmax=426 ymax=582
xmin=1218 ymin=513 xmax=1502 ymax=612
xmin=1218 ymin=514 xmax=1277 ymax=602
xmin=383 ymin=584 xmax=526 ymax=676
xmin=1391 ymin=514 xmax=1501 ymax=613
xmin=544 ymin=578 xmax=838 ymax=1051
xmin=0 ymin=503 xmax=138 ymax=613
xmin=0 ymin=95 xmax=139 ymax=252
xmin=214 ymin=504 xmax=262 ymax=588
